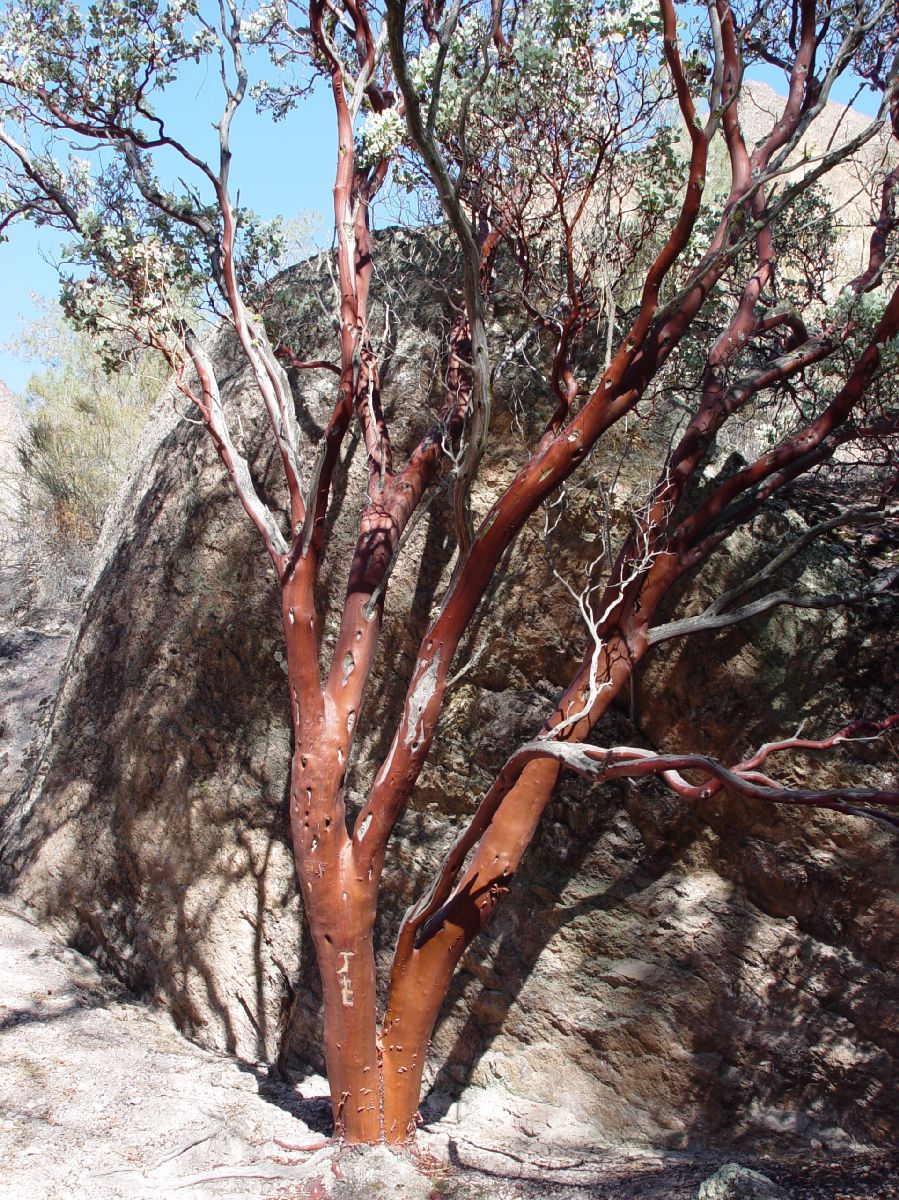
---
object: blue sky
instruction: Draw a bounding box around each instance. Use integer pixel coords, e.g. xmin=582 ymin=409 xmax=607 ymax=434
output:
xmin=0 ymin=41 xmax=884 ymax=396
xmin=0 ymin=59 xmax=339 ymax=393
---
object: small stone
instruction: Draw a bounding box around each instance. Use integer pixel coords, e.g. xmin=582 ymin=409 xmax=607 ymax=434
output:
xmin=692 ymin=1162 xmax=792 ymax=1200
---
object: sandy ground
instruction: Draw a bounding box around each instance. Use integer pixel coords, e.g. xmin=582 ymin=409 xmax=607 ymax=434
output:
xmin=0 ymin=902 xmax=895 ymax=1200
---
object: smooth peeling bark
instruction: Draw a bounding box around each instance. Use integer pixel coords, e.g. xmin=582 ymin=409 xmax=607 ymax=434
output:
xmin=281 ymin=11 xmax=398 ymax=1143
xmin=379 ymin=625 xmax=646 ymax=1141
xmin=288 ymin=734 xmax=383 ymax=1142
xmin=283 ymin=567 xmax=383 ymax=1142
xmin=301 ymin=846 xmax=381 ymax=1142
xmin=380 ymin=753 xmax=562 ymax=1142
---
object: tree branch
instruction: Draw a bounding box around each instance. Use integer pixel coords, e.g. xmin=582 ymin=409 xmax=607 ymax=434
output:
xmin=408 ymin=716 xmax=899 ymax=948
xmin=647 ymin=563 xmax=898 ymax=647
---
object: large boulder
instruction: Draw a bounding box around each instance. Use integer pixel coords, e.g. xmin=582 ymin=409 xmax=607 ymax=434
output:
xmin=1 ymin=230 xmax=896 ymax=1153
xmin=693 ymin=1163 xmax=791 ymax=1200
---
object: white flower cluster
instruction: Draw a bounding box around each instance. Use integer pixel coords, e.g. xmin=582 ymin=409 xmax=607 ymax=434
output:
xmin=166 ymin=0 xmax=201 ymax=22
xmin=399 ymin=0 xmax=662 ymax=162
xmin=0 ymin=6 xmax=54 ymax=90
xmin=598 ymin=0 xmax=662 ymax=41
xmin=408 ymin=33 xmax=483 ymax=132
xmin=65 ymin=155 xmax=95 ymax=213
xmin=356 ymin=107 xmax=405 ymax=167
xmin=191 ymin=26 xmax=218 ymax=54
xmin=240 ymin=0 xmax=286 ymax=43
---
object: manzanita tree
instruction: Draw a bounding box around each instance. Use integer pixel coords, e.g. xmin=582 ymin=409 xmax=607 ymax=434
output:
xmin=1 ymin=0 xmax=898 ymax=1144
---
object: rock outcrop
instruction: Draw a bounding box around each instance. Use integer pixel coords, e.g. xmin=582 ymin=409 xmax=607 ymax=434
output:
xmin=0 ymin=218 xmax=896 ymax=1156
xmin=692 ymin=1163 xmax=791 ymax=1200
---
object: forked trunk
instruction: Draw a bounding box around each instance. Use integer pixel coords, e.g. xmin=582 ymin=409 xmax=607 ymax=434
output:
xmin=378 ymin=627 xmax=652 ymax=1142
xmin=286 ymin=613 xmax=651 ymax=1142
xmin=304 ymin=876 xmax=434 ymax=1142
xmin=297 ymin=835 xmax=431 ymax=1141
xmin=291 ymin=731 xmax=431 ymax=1143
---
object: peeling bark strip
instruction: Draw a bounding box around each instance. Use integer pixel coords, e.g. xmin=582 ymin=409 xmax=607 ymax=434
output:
xmin=403 ymin=651 xmax=442 ymax=748
xmin=4 ymin=0 xmax=898 ymax=1150
xmin=337 ymin=952 xmax=355 ymax=1007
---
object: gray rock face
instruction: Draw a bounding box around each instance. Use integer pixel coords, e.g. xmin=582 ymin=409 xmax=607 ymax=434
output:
xmin=693 ymin=1163 xmax=791 ymax=1200
xmin=0 ymin=232 xmax=896 ymax=1153
xmin=0 ymin=623 xmax=71 ymax=804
